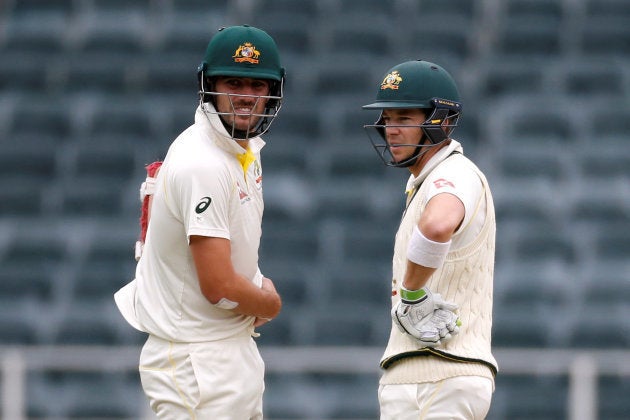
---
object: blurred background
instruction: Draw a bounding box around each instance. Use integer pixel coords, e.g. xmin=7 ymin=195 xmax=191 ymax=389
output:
xmin=0 ymin=0 xmax=629 ymax=419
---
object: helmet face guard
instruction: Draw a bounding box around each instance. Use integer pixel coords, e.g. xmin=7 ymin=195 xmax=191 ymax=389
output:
xmin=199 ymin=73 xmax=284 ymax=139
xmin=364 ymin=99 xmax=461 ymax=167
xmin=197 ymin=25 xmax=285 ymax=140
xmin=362 ymin=60 xmax=461 ymax=168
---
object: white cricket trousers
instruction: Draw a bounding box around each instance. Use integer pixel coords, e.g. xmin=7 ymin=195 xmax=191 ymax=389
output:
xmin=139 ymin=333 xmax=265 ymax=419
xmin=379 ymin=376 xmax=493 ymax=420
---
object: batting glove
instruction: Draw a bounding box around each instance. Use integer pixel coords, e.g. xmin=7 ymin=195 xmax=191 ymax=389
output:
xmin=392 ymin=286 xmax=461 ymax=347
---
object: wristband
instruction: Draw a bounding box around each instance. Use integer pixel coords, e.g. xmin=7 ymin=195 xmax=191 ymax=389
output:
xmin=399 ymin=286 xmax=428 ymax=303
xmin=214 ymin=297 xmax=239 ymax=310
xmin=407 ymin=226 xmax=451 ymax=268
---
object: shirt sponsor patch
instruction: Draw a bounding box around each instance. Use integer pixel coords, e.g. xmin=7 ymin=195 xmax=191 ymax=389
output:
xmin=237 ymin=181 xmax=251 ymax=204
xmin=433 ymin=178 xmax=455 ymax=189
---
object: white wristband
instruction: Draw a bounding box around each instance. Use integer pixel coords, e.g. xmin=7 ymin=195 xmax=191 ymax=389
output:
xmin=214 ymin=297 xmax=239 ymax=310
xmin=407 ymin=226 xmax=451 ymax=268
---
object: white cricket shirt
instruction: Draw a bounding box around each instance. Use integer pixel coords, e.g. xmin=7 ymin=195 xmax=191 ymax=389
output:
xmin=116 ymin=105 xmax=265 ymax=342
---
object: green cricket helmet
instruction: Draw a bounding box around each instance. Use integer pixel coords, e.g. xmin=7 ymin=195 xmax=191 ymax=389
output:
xmin=197 ymin=25 xmax=285 ymax=139
xmin=363 ymin=60 xmax=462 ymax=167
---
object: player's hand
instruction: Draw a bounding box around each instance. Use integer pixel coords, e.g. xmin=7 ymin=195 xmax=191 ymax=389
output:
xmin=412 ymin=308 xmax=461 ymax=347
xmin=391 ymin=286 xmax=460 ymax=346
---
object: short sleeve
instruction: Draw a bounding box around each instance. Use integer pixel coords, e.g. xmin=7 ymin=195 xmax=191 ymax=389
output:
xmin=173 ymin=161 xmax=233 ymax=241
xmin=425 ymin=159 xmax=484 ymax=235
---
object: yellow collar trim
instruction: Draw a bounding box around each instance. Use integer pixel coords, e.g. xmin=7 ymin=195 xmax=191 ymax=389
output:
xmin=236 ymin=147 xmax=256 ymax=175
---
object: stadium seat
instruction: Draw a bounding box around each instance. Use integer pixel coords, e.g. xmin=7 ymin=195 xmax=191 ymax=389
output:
xmin=9 ymin=98 xmax=72 ymax=140
xmin=503 ymin=0 xmax=564 ymax=23
xmin=327 ymin=260 xmax=391 ymax=307
xmin=264 ymin=105 xmax=321 ymax=144
xmin=34 ymin=371 xmax=144 ymax=418
xmin=142 ymin=54 xmax=199 ymax=96
xmin=60 ymin=54 xmax=132 ymax=94
xmin=0 ymin=312 xmax=39 ymax=344
xmin=567 ymin=310 xmax=629 ymax=349
xmin=54 ymin=309 xmax=121 ymax=345
xmin=493 ymin=304 xmax=551 ymax=348
xmin=258 ymin=220 xmax=320 ymax=265
xmin=493 ymin=374 xmax=568 ymax=420
xmin=300 ymin=305 xmax=385 ymax=346
xmin=499 ymin=150 xmax=566 ymax=182
xmin=59 ymin=177 xmax=125 ymax=216
xmin=495 ymin=20 xmax=562 ymax=58
xmin=579 ymin=0 xmax=630 ymax=56
xmin=414 ymin=0 xmax=478 ymax=21
xmin=0 ymin=55 xmax=53 ymax=94
xmin=571 ymin=196 xmax=630 ymax=230
xmin=72 ymin=16 xmax=149 ymax=56
xmin=598 ymin=375 xmax=630 ymax=420
xmin=562 ymin=61 xmax=625 ymax=97
xmin=73 ymin=240 xmax=136 ymax=304
xmin=312 ymin=62 xmax=376 ymax=98
xmin=155 ymin=12 xmax=224 ymax=58
xmin=267 ymin=371 xmax=380 ymax=420
xmin=581 ymin=273 xmax=630 ymax=316
xmin=73 ymin=141 xmax=137 ymax=181
xmin=248 ymin=0 xmax=320 ymax=20
xmin=475 ymin=59 xmax=546 ymax=98
xmin=0 ymin=180 xmax=47 ymax=216
xmin=1 ymin=0 xmax=630 ymax=417
xmin=410 ymin=20 xmax=475 ymax=63
xmin=258 ymin=260 xmax=314 ymax=308
xmin=319 ymin=22 xmax=392 ymax=59
xmin=2 ymin=0 xmax=71 ymax=57
xmin=314 ymin=373 xmax=380 ymax=419
xmin=0 ymin=263 xmax=55 ymax=304
xmin=264 ymin=373 xmax=335 ymax=419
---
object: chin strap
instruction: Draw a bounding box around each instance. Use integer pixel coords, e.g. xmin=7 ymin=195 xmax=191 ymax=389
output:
xmin=135 ymin=161 xmax=163 ymax=261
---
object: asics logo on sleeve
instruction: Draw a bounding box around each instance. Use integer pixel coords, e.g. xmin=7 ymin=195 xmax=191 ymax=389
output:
xmin=195 ymin=197 xmax=212 ymax=214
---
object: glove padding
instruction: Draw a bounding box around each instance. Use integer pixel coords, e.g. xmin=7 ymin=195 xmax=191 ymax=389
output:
xmin=392 ymin=287 xmax=460 ymax=347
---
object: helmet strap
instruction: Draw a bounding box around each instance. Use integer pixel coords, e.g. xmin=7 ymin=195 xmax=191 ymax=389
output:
xmin=420 ymin=107 xmax=450 ymax=145
xmin=392 ymin=137 xmax=442 ymax=168
xmin=397 ymin=107 xmax=454 ymax=167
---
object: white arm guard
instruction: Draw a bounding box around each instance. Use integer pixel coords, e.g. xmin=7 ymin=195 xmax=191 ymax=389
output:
xmin=139 ymin=176 xmax=157 ymax=202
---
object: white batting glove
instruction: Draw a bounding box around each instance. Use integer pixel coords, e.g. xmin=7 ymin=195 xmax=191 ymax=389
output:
xmin=413 ymin=308 xmax=461 ymax=347
xmin=392 ymin=286 xmax=460 ymax=347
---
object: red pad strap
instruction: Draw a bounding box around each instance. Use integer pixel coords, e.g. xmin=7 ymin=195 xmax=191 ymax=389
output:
xmin=139 ymin=161 xmax=163 ymax=242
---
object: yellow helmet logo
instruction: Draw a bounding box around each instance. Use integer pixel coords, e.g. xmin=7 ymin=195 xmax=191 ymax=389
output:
xmin=233 ymin=42 xmax=261 ymax=64
xmin=380 ymin=70 xmax=402 ymax=90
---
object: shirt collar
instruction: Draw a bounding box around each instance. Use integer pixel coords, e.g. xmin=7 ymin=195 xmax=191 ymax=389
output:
xmin=194 ymin=104 xmax=266 ymax=156
xmin=405 ymin=139 xmax=464 ymax=193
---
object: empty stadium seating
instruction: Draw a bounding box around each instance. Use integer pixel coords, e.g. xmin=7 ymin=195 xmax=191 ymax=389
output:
xmin=1 ymin=0 xmax=629 ymax=418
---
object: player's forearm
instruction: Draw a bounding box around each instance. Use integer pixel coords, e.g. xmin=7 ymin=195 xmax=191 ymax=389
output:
xmin=202 ymin=272 xmax=281 ymax=319
xmin=190 ymin=235 xmax=281 ymax=318
xmin=403 ymin=223 xmax=452 ymax=290
xmin=230 ymin=280 xmax=282 ymax=319
xmin=403 ymin=261 xmax=436 ymax=290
